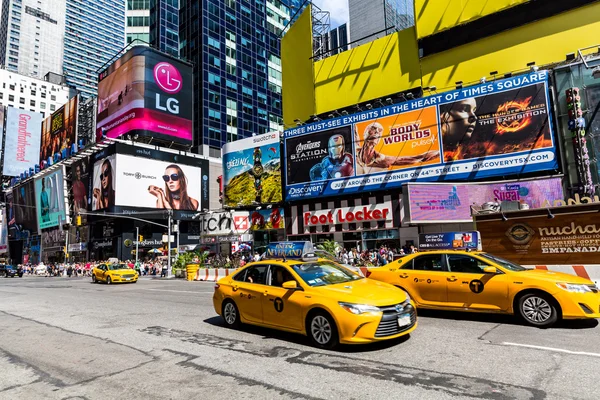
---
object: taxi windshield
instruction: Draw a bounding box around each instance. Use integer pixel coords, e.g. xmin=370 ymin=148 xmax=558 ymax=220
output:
xmin=108 ymin=264 xmax=129 ymax=271
xmin=292 ymin=262 xmax=362 ymax=286
xmin=479 ymin=253 xmax=528 ymax=271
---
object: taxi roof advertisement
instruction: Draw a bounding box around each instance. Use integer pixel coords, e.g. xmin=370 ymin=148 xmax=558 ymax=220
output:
xmin=221 ymin=132 xmax=282 ymax=207
xmin=283 ymin=70 xmax=557 ymax=200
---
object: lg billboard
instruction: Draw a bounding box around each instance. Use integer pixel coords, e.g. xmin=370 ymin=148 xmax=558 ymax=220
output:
xmin=89 ymin=143 xmax=209 ymax=219
xmin=284 ymin=70 xmax=557 ymax=200
xmin=96 ymin=46 xmax=193 ymax=145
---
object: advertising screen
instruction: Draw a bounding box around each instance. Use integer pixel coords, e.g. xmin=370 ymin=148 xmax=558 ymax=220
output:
xmin=0 ymin=107 xmax=4 ymax=157
xmin=40 ymin=96 xmax=78 ymax=164
xmin=71 ymin=156 xmax=90 ymax=214
xmin=5 ymin=190 xmax=15 ymax=228
xmin=407 ymin=177 xmax=564 ymax=223
xmin=283 ymin=70 xmax=557 ymax=200
xmin=34 ymin=168 xmax=67 ymax=231
xmin=249 ymin=208 xmax=285 ymax=230
xmin=3 ymin=107 xmax=43 ymax=177
xmin=96 ymin=47 xmax=193 ymax=144
xmin=91 ymin=154 xmax=117 ymax=211
xmin=222 ymin=132 xmax=282 ymax=207
xmin=419 ymin=232 xmax=481 ymax=251
xmin=13 ymin=181 xmax=37 ymax=232
xmin=0 ymin=208 xmax=7 ymax=253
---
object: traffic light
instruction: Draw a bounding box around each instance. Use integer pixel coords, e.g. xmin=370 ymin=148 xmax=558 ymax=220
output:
xmin=139 ymin=235 xmax=144 ymax=242
xmin=76 ymin=215 xmax=82 ymax=226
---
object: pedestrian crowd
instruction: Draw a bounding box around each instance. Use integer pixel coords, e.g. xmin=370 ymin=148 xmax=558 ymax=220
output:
xmin=335 ymin=244 xmax=418 ymax=267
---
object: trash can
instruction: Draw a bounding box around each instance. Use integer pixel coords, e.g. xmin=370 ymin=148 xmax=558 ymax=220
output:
xmin=186 ymin=264 xmax=199 ymax=281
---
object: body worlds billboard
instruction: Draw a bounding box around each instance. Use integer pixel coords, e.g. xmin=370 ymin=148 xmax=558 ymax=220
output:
xmin=284 ymin=71 xmax=557 ymax=200
xmin=40 ymin=96 xmax=78 ymax=164
xmin=96 ymin=46 xmax=193 ymax=144
xmin=222 ymin=132 xmax=282 ymax=207
xmin=3 ymin=107 xmax=43 ymax=177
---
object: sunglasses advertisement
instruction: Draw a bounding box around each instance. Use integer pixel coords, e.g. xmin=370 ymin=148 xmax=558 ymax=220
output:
xmin=91 ymin=154 xmax=117 ymax=211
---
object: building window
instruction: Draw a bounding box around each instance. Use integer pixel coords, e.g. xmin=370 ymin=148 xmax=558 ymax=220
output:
xmin=208 ymin=73 xmax=221 ymax=85
xmin=225 ymin=12 xmax=236 ymax=25
xmin=51 ymin=94 xmax=56 ymax=101
xmin=50 ymin=104 xmax=55 ymax=111
xmin=225 ymin=0 xmax=235 ymax=8
xmin=226 ymin=114 xmax=237 ymax=127
xmin=226 ymin=98 xmax=237 ymax=110
xmin=207 ymin=36 xmax=220 ymax=49
xmin=19 ymin=97 xmax=25 ymax=104
xmin=9 ymin=95 xmax=14 ymax=102
xmin=269 ymin=54 xmax=281 ymax=66
xmin=242 ymin=103 xmax=252 ymax=114
xmin=127 ymin=16 xmax=149 ymax=27
xmin=40 ymin=102 xmax=46 ymax=109
xmin=9 ymin=84 xmax=15 ymax=91
xmin=208 ymin=127 xmax=220 ymax=140
xmin=225 ymin=31 xmax=235 ymax=42
xmin=208 ymin=109 xmax=221 ymax=121
xmin=30 ymin=99 xmax=35 ymax=106
xmin=258 ymin=108 xmax=267 ymax=120
xmin=242 ymin=86 xmax=253 ymax=97
xmin=226 ymin=63 xmax=236 ymax=75
xmin=208 ymin=90 xmax=220 ymax=104
xmin=257 ymin=92 xmax=267 ymax=104
xmin=41 ymin=92 xmax=46 ymax=98
xmin=226 ymin=80 xmax=237 ymax=90
xmin=209 ymin=55 xmax=220 ymax=67
xmin=225 ymin=47 xmax=236 ymax=59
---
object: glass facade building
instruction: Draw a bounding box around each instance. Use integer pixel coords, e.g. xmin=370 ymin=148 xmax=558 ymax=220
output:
xmin=149 ymin=0 xmax=179 ymax=56
xmin=349 ymin=0 xmax=414 ymax=47
xmin=127 ymin=0 xmax=150 ymax=44
xmin=179 ymin=0 xmax=289 ymax=152
xmin=63 ymin=0 xmax=126 ymax=98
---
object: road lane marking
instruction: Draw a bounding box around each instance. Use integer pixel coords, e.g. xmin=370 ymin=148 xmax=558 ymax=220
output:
xmin=502 ymin=342 xmax=600 ymax=358
xmin=142 ymin=288 xmax=214 ymax=294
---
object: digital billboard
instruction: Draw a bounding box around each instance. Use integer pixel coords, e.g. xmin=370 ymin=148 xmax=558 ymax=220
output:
xmin=0 ymin=208 xmax=8 ymax=253
xmin=90 ymin=144 xmax=209 ymax=218
xmin=222 ymin=132 xmax=282 ymax=207
xmin=71 ymin=156 xmax=90 ymax=214
xmin=96 ymin=46 xmax=193 ymax=144
xmin=406 ymin=177 xmax=565 ymax=223
xmin=34 ymin=167 xmax=67 ymax=231
xmin=0 ymin=106 xmax=4 ymax=158
xmin=40 ymin=95 xmax=78 ymax=164
xmin=3 ymin=107 xmax=43 ymax=177
xmin=283 ymin=70 xmax=557 ymax=200
xmin=249 ymin=208 xmax=285 ymax=230
xmin=13 ymin=181 xmax=38 ymax=233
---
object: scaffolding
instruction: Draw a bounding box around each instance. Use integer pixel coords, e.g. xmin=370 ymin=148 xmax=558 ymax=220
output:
xmin=311 ymin=2 xmax=331 ymax=61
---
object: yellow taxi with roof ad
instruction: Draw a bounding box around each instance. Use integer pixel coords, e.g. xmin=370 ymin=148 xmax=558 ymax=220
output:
xmin=213 ymin=242 xmax=417 ymax=349
xmin=367 ymin=241 xmax=600 ymax=327
xmin=92 ymin=262 xmax=138 ymax=284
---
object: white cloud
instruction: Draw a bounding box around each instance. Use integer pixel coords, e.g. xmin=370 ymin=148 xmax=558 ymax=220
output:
xmin=311 ymin=0 xmax=349 ymax=28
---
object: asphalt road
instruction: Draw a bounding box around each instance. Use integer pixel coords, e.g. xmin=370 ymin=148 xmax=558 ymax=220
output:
xmin=0 ymin=276 xmax=598 ymax=400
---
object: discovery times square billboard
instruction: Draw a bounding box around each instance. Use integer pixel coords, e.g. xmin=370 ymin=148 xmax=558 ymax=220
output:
xmin=284 ymin=70 xmax=557 ymax=200
xmin=96 ymin=46 xmax=193 ymax=145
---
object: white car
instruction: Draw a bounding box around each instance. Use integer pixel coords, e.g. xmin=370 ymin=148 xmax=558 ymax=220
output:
xmin=35 ymin=265 xmax=47 ymax=275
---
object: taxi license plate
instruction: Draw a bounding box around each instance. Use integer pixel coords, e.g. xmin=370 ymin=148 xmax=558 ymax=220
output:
xmin=126 ymin=278 xmax=131 ymax=281
xmin=398 ymin=314 xmax=411 ymax=327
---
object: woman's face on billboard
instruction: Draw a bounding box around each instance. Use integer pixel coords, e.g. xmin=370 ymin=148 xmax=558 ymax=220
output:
xmin=164 ymin=167 xmax=180 ymax=192
xmin=101 ymin=164 xmax=109 ymax=189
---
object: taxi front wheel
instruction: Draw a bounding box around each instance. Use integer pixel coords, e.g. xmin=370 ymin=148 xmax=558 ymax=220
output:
xmin=308 ymin=311 xmax=339 ymax=349
xmin=517 ymin=293 xmax=559 ymax=327
xmin=222 ymin=300 xmax=241 ymax=329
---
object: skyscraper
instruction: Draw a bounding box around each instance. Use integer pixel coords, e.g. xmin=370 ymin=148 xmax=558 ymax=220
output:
xmin=349 ymin=0 xmax=414 ymax=47
xmin=63 ymin=0 xmax=126 ymax=98
xmin=179 ymin=0 xmax=288 ymax=153
xmin=149 ymin=0 xmax=179 ymax=56
xmin=126 ymin=0 xmax=150 ymax=44
xmin=0 ymin=0 xmax=66 ymax=78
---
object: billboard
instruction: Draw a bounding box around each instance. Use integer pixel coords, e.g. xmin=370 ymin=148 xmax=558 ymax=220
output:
xmin=96 ymin=46 xmax=193 ymax=144
xmin=249 ymin=208 xmax=285 ymax=230
xmin=283 ymin=70 xmax=557 ymax=200
xmin=407 ymin=177 xmax=564 ymax=223
xmin=90 ymin=143 xmax=209 ymax=218
xmin=71 ymin=156 xmax=90 ymax=214
xmin=418 ymin=232 xmax=481 ymax=251
xmin=34 ymin=168 xmax=67 ymax=231
xmin=0 ymin=208 xmax=7 ymax=253
xmin=222 ymin=132 xmax=282 ymax=207
xmin=40 ymin=95 xmax=78 ymax=164
xmin=3 ymin=107 xmax=43 ymax=177
xmin=13 ymin=181 xmax=37 ymax=232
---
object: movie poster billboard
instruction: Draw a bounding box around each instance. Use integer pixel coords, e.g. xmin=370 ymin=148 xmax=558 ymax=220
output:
xmin=40 ymin=95 xmax=78 ymax=164
xmin=3 ymin=107 xmax=43 ymax=177
xmin=407 ymin=177 xmax=564 ymax=223
xmin=89 ymin=144 xmax=209 ymax=218
xmin=284 ymin=70 xmax=556 ymax=200
xmin=0 ymin=208 xmax=8 ymax=253
xmin=5 ymin=190 xmax=15 ymax=228
xmin=222 ymin=132 xmax=281 ymax=207
xmin=34 ymin=167 xmax=67 ymax=231
xmin=13 ymin=181 xmax=37 ymax=232
xmin=71 ymin=156 xmax=90 ymax=214
xmin=249 ymin=208 xmax=285 ymax=230
xmin=96 ymin=46 xmax=193 ymax=144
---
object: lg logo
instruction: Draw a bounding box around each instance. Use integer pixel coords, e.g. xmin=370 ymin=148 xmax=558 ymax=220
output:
xmin=153 ymin=62 xmax=182 ymax=115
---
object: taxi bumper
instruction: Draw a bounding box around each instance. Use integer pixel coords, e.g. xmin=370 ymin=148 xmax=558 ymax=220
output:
xmin=111 ymin=275 xmax=138 ymax=283
xmin=337 ymin=301 xmax=418 ymax=344
xmin=555 ymin=290 xmax=600 ymax=319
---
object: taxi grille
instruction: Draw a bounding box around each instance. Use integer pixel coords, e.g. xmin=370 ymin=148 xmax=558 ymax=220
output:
xmin=374 ymin=302 xmax=416 ymax=338
xmin=122 ymin=274 xmax=136 ymax=278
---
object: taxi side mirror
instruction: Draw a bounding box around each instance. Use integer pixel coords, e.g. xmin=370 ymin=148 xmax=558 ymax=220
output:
xmin=282 ymin=280 xmax=300 ymax=290
xmin=483 ymin=266 xmax=498 ymax=274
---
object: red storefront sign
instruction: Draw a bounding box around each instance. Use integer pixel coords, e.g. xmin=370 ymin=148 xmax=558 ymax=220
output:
xmin=303 ymin=202 xmax=392 ymax=226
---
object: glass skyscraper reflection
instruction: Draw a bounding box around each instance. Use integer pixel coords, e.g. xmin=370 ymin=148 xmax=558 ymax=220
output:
xmin=179 ymin=0 xmax=289 ymax=152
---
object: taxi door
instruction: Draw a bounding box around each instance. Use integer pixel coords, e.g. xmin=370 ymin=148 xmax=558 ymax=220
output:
xmin=231 ymin=265 xmax=267 ymax=323
xmin=260 ymin=265 xmax=304 ymax=331
xmin=397 ymin=254 xmax=448 ymax=305
xmin=445 ymin=254 xmax=510 ymax=311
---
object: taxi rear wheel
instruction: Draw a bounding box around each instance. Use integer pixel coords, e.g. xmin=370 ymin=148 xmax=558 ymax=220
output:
xmin=222 ymin=300 xmax=241 ymax=329
xmin=308 ymin=311 xmax=339 ymax=349
xmin=92 ymin=275 xmax=97 ymax=283
xmin=517 ymin=292 xmax=559 ymax=327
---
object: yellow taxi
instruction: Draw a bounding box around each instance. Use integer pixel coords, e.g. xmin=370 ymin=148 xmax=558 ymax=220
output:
xmin=92 ymin=262 xmax=138 ymax=284
xmin=213 ymin=242 xmax=417 ymax=348
xmin=367 ymin=251 xmax=600 ymax=327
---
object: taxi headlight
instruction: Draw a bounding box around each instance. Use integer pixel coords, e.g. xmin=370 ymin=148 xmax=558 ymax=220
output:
xmin=556 ymin=283 xmax=592 ymax=293
xmin=338 ymin=302 xmax=381 ymax=315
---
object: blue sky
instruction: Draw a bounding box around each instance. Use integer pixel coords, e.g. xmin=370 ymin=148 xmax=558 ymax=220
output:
xmin=311 ymin=0 xmax=349 ymax=28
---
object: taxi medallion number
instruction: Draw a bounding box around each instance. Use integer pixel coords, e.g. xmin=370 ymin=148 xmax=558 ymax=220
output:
xmin=398 ymin=314 xmax=411 ymax=327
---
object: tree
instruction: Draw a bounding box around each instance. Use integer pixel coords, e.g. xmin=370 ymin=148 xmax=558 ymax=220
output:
xmin=316 ymin=240 xmax=340 ymax=256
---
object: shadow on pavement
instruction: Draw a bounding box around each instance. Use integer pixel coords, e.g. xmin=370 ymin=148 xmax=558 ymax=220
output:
xmin=417 ymin=308 xmax=599 ymax=329
xmin=203 ymin=316 xmax=412 ymax=353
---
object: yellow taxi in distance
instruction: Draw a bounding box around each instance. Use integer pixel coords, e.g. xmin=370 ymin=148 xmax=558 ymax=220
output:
xmin=92 ymin=263 xmax=138 ymax=284
xmin=213 ymin=242 xmax=417 ymax=349
xmin=367 ymin=251 xmax=600 ymax=327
